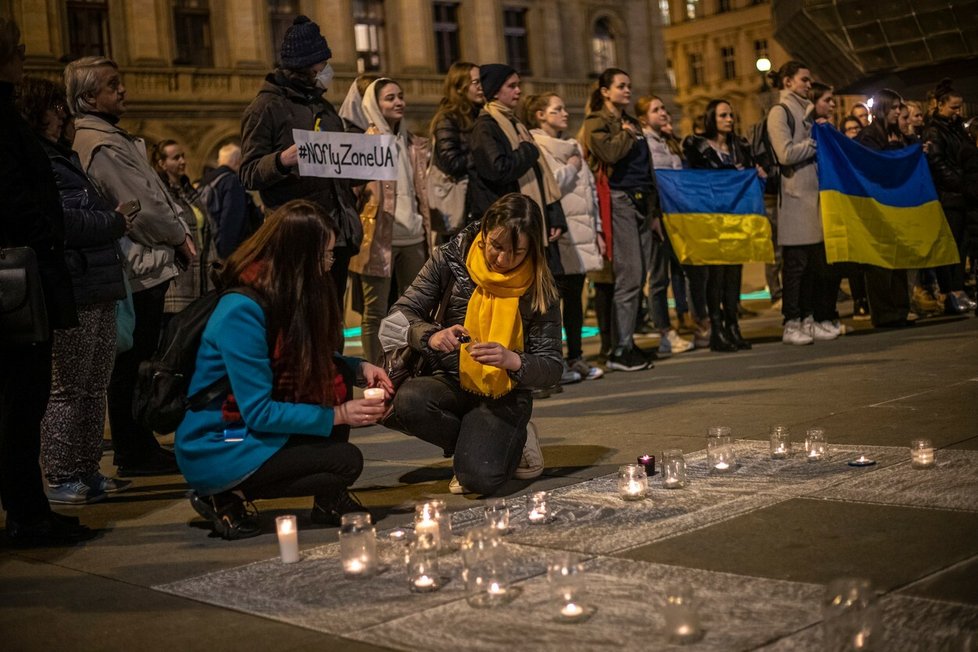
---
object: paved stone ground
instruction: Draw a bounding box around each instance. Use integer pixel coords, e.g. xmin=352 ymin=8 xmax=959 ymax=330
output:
xmin=2 ymin=301 xmax=976 ymax=651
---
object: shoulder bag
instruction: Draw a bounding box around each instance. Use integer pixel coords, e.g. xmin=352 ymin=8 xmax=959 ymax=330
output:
xmin=0 ymin=247 xmax=49 ymax=344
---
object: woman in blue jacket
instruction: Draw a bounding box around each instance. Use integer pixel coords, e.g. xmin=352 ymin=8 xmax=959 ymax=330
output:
xmin=176 ymin=200 xmax=392 ymax=540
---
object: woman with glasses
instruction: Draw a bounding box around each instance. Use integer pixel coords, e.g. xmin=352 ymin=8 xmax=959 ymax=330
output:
xmin=175 ymin=199 xmax=393 ymax=540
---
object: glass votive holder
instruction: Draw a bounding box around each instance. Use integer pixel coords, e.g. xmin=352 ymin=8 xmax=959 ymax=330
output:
xmin=414 ymin=500 xmax=444 ymax=550
xmin=407 ymin=542 xmax=443 ymax=593
xmin=617 ymin=463 xmax=648 ymax=500
xmin=275 ymin=514 xmax=300 ymax=564
xmin=707 ymin=435 xmax=736 ymax=474
xmin=338 ymin=512 xmax=377 ymax=578
xmin=822 ymin=578 xmax=883 ymax=651
xmin=547 ymin=552 xmax=595 ymax=623
xmin=708 ymin=425 xmax=732 ymax=439
xmin=526 ymin=491 xmax=551 ymax=525
xmin=662 ymin=584 xmax=704 ymax=644
xmin=910 ymin=439 xmax=936 ymax=469
xmin=461 ymin=527 xmax=514 ymax=608
xmin=805 ymin=428 xmax=827 ymax=462
xmin=661 ymin=449 xmax=687 ymax=489
xmin=770 ymin=425 xmax=791 ymax=459
xmin=484 ymin=498 xmax=510 ymax=534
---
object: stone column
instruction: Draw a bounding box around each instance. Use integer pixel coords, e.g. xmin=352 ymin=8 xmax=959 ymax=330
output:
xmin=222 ymin=0 xmax=267 ymax=68
xmin=467 ymin=0 xmax=504 ymax=64
xmin=391 ymin=0 xmax=436 ymax=73
xmin=311 ymin=0 xmax=356 ymax=71
xmin=18 ymin=0 xmax=61 ymax=60
xmin=124 ymin=0 xmax=167 ymax=65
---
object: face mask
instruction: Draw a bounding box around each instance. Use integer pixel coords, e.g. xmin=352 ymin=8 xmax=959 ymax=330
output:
xmin=315 ymin=63 xmax=334 ymax=90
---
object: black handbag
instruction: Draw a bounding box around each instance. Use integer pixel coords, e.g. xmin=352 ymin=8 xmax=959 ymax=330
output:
xmin=0 ymin=247 xmax=49 ymax=344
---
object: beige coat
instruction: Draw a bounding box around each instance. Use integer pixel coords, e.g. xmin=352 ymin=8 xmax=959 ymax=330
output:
xmin=767 ymin=90 xmax=821 ymax=246
xmin=348 ymin=131 xmax=432 ymax=278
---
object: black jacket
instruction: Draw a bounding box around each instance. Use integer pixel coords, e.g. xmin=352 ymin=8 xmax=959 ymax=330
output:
xmin=855 ymin=121 xmax=905 ymax=153
xmin=41 ymin=139 xmax=126 ymax=306
xmin=199 ymin=165 xmax=260 ymax=259
xmin=922 ymin=113 xmax=974 ymax=211
xmin=389 ymin=223 xmax=562 ymax=390
xmin=432 ymin=112 xmax=476 ymax=225
xmin=0 ymin=82 xmax=77 ymax=331
xmin=239 ymin=70 xmax=361 ymax=251
xmin=683 ymin=134 xmax=755 ymax=170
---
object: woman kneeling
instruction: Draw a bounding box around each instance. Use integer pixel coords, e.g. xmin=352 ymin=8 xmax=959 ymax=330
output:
xmin=176 ymin=200 xmax=392 ymax=539
xmin=389 ymin=193 xmax=562 ymax=496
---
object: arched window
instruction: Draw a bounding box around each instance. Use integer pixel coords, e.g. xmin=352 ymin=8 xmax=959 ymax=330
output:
xmin=591 ymin=17 xmax=617 ymax=74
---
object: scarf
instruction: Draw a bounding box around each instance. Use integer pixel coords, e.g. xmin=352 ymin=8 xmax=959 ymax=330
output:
xmin=459 ymin=232 xmax=534 ymax=398
xmin=484 ymin=101 xmax=562 ymax=243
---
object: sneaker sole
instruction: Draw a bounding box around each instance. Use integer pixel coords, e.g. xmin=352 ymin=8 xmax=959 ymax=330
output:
xmin=606 ymin=361 xmax=650 ymax=372
xmin=513 ymin=466 xmax=544 ymax=480
xmin=47 ymin=492 xmax=107 ymax=505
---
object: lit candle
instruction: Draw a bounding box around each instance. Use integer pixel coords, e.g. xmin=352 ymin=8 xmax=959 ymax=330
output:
xmin=363 ymin=387 xmax=385 ymax=401
xmin=414 ymin=518 xmax=441 ymax=549
xmin=628 ymin=479 xmax=644 ymax=495
xmin=528 ymin=509 xmax=546 ymax=523
xmin=637 ymin=454 xmax=655 ymax=476
xmin=808 ymin=450 xmax=820 ymax=460
xmin=911 ymin=439 xmax=935 ymax=469
xmin=488 ymin=581 xmax=506 ymax=595
xmin=275 ymin=515 xmax=300 ymax=564
xmin=344 ymin=557 xmax=366 ymax=574
xmin=664 ymin=477 xmax=681 ymax=488
xmin=561 ymin=602 xmax=584 ymax=618
xmin=713 ymin=461 xmax=730 ymax=471
xmin=414 ymin=574 xmax=436 ymax=590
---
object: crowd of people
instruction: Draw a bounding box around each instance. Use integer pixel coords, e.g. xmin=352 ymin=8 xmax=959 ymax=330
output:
xmin=2 ymin=15 xmax=976 ymax=544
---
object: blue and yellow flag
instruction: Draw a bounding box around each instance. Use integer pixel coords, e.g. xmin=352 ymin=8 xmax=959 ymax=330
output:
xmin=656 ymin=169 xmax=773 ymax=265
xmin=813 ymin=123 xmax=959 ymax=269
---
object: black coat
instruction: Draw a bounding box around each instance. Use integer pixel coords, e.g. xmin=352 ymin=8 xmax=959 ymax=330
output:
xmin=855 ymin=121 xmax=905 ymax=153
xmin=199 ymin=165 xmax=261 ymax=259
xmin=683 ymin=134 xmax=755 ymax=170
xmin=0 ymin=82 xmax=77 ymax=331
xmin=41 ymin=139 xmax=127 ymax=306
xmin=432 ymin=112 xmax=476 ymax=225
xmin=239 ymin=70 xmax=361 ymax=251
xmin=390 ymin=223 xmax=562 ymax=390
xmin=922 ymin=113 xmax=975 ymax=211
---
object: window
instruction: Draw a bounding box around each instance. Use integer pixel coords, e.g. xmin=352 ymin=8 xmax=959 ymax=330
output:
xmin=685 ymin=0 xmax=701 ymax=21
xmin=503 ymin=7 xmax=530 ymax=75
xmin=687 ymin=51 xmax=704 ymax=87
xmin=353 ymin=0 xmax=385 ymax=73
xmin=717 ymin=0 xmax=731 ymax=12
xmin=753 ymin=38 xmax=768 ymax=60
xmin=721 ymin=46 xmax=736 ymax=80
xmin=173 ymin=0 xmax=213 ymax=66
xmin=591 ymin=18 xmax=616 ymax=74
xmin=433 ymin=2 xmax=460 ymax=73
xmin=268 ymin=0 xmax=298 ymax=65
xmin=659 ymin=0 xmax=671 ymax=26
xmin=66 ymin=0 xmax=110 ymax=59
xmin=666 ymin=58 xmax=676 ymax=89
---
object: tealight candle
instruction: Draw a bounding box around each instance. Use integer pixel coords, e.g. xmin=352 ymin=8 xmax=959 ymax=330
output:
xmin=707 ymin=433 xmax=736 ymax=474
xmin=526 ymin=491 xmax=550 ymax=524
xmin=407 ymin=543 xmax=442 ymax=593
xmin=805 ymin=428 xmax=826 ymax=462
xmin=770 ymin=425 xmax=791 ymax=460
xmin=561 ymin=602 xmax=584 ymax=618
xmin=338 ymin=512 xmax=377 ymax=578
xmin=363 ymin=387 xmax=385 ymax=401
xmin=910 ymin=439 xmax=935 ymax=469
xmin=548 ymin=553 xmax=594 ymax=623
xmin=848 ymin=454 xmax=876 ymax=467
xmin=484 ymin=498 xmax=510 ymax=533
xmin=617 ymin=464 xmax=648 ymax=500
xmin=661 ymin=449 xmax=687 ymax=488
xmin=663 ymin=585 xmax=703 ymax=644
xmin=275 ymin=515 xmax=300 ymax=564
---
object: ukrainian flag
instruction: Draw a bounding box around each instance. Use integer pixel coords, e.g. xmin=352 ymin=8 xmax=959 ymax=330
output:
xmin=656 ymin=169 xmax=774 ymax=265
xmin=813 ymin=123 xmax=959 ymax=269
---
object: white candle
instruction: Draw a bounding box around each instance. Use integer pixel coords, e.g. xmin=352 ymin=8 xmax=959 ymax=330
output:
xmin=275 ymin=515 xmax=300 ymax=564
xmin=414 ymin=518 xmax=441 ymax=549
xmin=488 ymin=581 xmax=506 ymax=595
xmin=414 ymin=574 xmax=435 ymax=589
xmin=528 ymin=509 xmax=546 ymax=523
xmin=628 ymin=479 xmax=644 ymax=495
xmin=561 ymin=602 xmax=584 ymax=618
xmin=664 ymin=477 xmax=680 ymax=488
xmin=363 ymin=387 xmax=385 ymax=400
xmin=344 ymin=558 xmax=366 ymax=574
xmin=714 ymin=462 xmax=730 ymax=471
xmin=808 ymin=449 xmax=820 ymax=460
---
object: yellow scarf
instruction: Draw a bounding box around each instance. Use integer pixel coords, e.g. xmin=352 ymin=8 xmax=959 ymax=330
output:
xmin=459 ymin=233 xmax=534 ymax=398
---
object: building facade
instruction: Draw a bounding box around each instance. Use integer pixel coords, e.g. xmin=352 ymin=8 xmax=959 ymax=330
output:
xmin=13 ymin=0 xmax=674 ymax=179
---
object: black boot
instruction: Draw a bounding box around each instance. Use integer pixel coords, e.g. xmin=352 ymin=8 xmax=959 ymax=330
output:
xmin=709 ymin=315 xmax=737 ymax=352
xmin=726 ymin=320 xmax=752 ymax=350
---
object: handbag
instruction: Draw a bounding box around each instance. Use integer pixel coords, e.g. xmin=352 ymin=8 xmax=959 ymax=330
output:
xmin=384 ymin=280 xmax=455 ymax=391
xmin=115 ymin=272 xmax=135 ymax=353
xmin=0 ymin=246 xmax=49 ymax=344
xmin=426 ymin=154 xmax=468 ymax=235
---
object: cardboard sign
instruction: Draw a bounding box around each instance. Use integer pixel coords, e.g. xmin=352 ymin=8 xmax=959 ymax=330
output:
xmin=293 ymin=129 xmax=397 ymax=180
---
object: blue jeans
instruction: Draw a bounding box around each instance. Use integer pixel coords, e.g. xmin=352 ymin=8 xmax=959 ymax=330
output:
xmin=392 ymin=375 xmax=532 ymax=496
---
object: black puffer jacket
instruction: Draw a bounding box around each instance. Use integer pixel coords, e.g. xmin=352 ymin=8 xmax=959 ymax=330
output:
xmin=432 ymin=111 xmax=476 ymax=225
xmin=42 ymin=139 xmax=126 ymax=306
xmin=923 ymin=113 xmax=973 ymax=210
xmin=683 ymin=134 xmax=755 ymax=170
xmin=389 ymin=222 xmax=562 ymax=390
xmin=239 ymin=70 xmax=361 ymax=250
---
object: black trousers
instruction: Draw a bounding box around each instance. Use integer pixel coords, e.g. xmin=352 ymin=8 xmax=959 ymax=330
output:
xmin=706 ymin=264 xmax=742 ymax=324
xmin=558 ymin=273 xmax=585 ymax=361
xmin=866 ymin=265 xmax=910 ymax=326
xmin=593 ymin=281 xmax=615 ymax=356
xmin=330 ymin=246 xmax=355 ymax=354
xmin=935 ymin=208 xmax=967 ymax=294
xmin=0 ymin=340 xmax=54 ymax=521
xmin=782 ymin=244 xmax=836 ymax=323
xmin=392 ymin=375 xmax=532 ymax=497
xmin=107 ymin=280 xmax=169 ymax=464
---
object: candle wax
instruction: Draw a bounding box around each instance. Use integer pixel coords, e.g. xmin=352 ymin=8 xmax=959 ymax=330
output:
xmin=714 ymin=462 xmax=730 ymax=470
xmin=528 ymin=510 xmax=546 ymax=522
xmin=414 ymin=575 xmax=435 ymax=589
xmin=346 ymin=559 xmax=365 ymax=573
xmin=363 ymin=387 xmax=385 ymax=400
xmin=561 ymin=602 xmax=584 ymax=618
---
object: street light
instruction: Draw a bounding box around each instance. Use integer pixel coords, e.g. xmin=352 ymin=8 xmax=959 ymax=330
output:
xmin=755 ymin=57 xmax=771 ymax=92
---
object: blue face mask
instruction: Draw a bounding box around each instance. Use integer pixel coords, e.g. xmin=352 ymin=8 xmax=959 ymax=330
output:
xmin=315 ymin=63 xmax=334 ymax=90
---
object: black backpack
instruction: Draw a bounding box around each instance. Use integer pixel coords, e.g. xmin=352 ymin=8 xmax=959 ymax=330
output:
xmin=749 ymin=103 xmax=795 ymax=195
xmin=133 ymin=286 xmax=264 ymax=434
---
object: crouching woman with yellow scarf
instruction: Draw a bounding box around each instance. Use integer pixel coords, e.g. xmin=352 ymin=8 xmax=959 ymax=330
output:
xmin=387 ymin=194 xmax=563 ymax=496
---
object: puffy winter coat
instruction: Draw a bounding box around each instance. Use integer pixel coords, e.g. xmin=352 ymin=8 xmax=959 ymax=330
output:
xmin=923 ymin=113 xmax=974 ymax=211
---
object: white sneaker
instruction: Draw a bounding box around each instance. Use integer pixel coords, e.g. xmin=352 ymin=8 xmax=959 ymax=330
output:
xmin=514 ymin=421 xmax=544 ymax=480
xmin=663 ymin=329 xmax=694 ymax=354
xmin=812 ymin=319 xmax=840 ymax=341
xmin=782 ymin=319 xmax=814 ymax=345
xmin=448 ymin=475 xmax=467 ymax=495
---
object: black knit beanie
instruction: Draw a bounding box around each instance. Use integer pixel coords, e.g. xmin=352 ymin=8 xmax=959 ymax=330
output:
xmin=480 ymin=63 xmax=518 ymax=102
xmin=280 ymin=15 xmax=332 ymax=69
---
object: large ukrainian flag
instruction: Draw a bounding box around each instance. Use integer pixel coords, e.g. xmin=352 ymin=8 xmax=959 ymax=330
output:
xmin=656 ymin=169 xmax=774 ymax=265
xmin=813 ymin=122 xmax=959 ymax=269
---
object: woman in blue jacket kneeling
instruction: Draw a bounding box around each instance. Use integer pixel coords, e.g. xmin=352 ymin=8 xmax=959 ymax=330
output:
xmin=176 ymin=199 xmax=392 ymax=540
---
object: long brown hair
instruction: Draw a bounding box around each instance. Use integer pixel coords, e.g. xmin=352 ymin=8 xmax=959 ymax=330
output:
xmin=220 ymin=200 xmax=343 ymax=404
xmin=429 ymin=61 xmax=480 ymax=137
xmin=518 ymin=92 xmax=559 ymax=128
xmin=479 ymin=193 xmax=558 ymax=314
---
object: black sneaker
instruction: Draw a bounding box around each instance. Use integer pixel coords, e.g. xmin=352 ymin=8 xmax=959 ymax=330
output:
xmin=5 ymin=513 xmax=96 ymax=547
xmin=311 ymin=490 xmax=373 ymax=527
xmin=606 ymin=347 xmax=651 ymax=372
xmin=189 ymin=492 xmax=261 ymax=540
